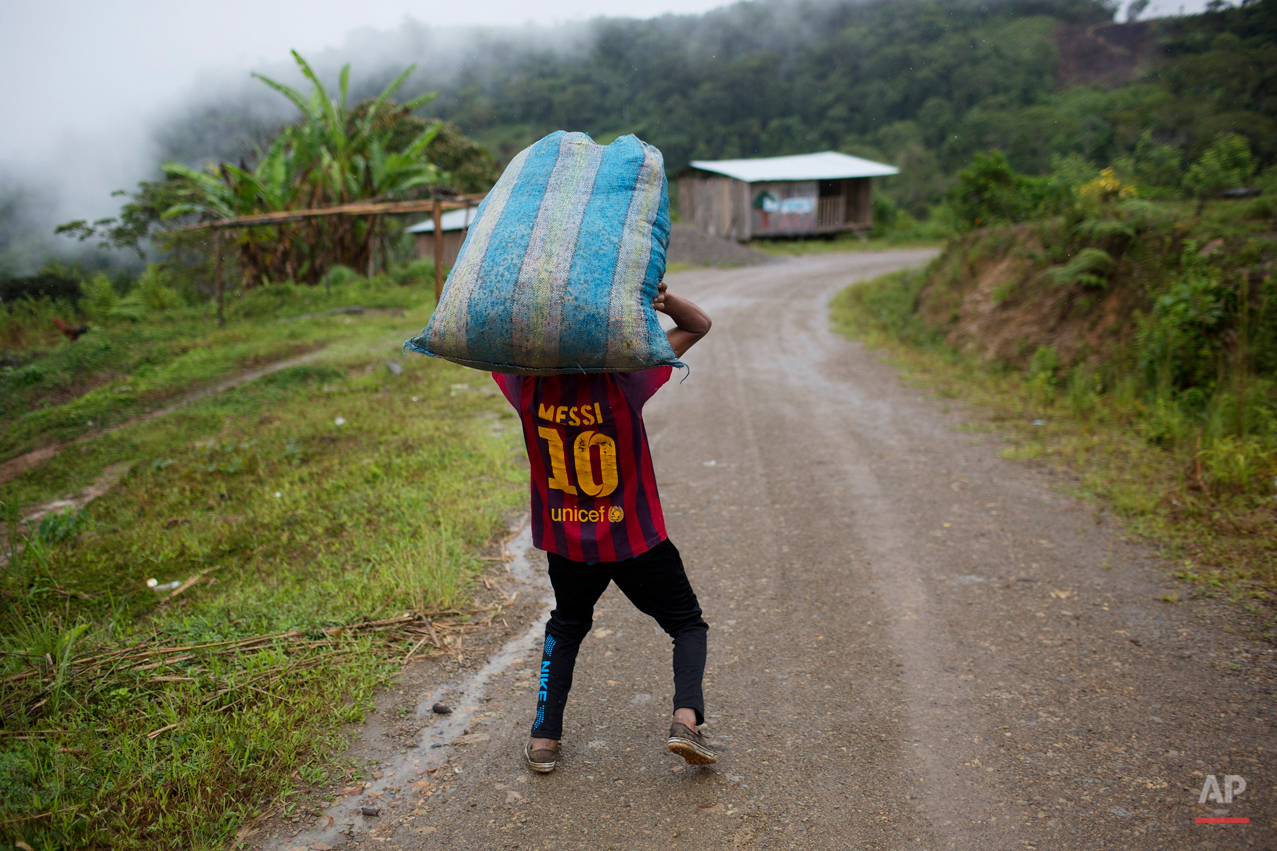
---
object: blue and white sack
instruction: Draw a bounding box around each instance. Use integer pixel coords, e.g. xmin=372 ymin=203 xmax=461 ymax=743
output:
xmin=405 ymin=131 xmax=680 ymax=374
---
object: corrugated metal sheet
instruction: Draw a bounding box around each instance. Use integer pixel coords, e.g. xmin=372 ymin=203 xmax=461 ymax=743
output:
xmin=406 ymin=206 xmax=480 ymax=233
xmin=687 ymin=151 xmax=898 ymax=183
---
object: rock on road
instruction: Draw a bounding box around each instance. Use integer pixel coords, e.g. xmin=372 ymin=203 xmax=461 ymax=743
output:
xmin=327 ymin=251 xmax=1275 ymax=849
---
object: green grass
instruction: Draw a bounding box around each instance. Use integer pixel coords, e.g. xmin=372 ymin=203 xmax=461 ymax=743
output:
xmin=0 ymin=284 xmax=524 ymax=849
xmin=0 ymin=263 xmax=435 ymax=462
xmin=751 ymin=232 xmax=944 ymax=257
xmin=663 ymin=261 xmax=700 ymax=273
xmin=831 ymin=269 xmax=1277 ymax=618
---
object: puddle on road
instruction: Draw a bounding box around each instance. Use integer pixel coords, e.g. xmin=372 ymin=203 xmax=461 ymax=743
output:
xmin=262 ymin=521 xmax=552 ymax=850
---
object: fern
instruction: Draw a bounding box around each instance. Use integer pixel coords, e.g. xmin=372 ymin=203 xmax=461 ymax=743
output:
xmin=1071 ymin=218 xmax=1135 ymax=246
xmin=1043 ymin=247 xmax=1115 ymax=289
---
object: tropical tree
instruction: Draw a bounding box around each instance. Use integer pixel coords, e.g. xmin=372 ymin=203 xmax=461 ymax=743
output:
xmin=154 ymin=51 xmax=445 ymax=286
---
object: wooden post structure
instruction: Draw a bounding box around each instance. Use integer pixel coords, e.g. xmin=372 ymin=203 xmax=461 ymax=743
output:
xmin=213 ymin=228 xmax=224 ymax=327
xmin=178 ymin=195 xmax=486 ymax=307
xmin=433 ymin=193 xmax=443 ymax=302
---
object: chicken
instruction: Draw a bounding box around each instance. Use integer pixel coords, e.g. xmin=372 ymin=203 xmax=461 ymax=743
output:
xmin=53 ymin=317 xmax=90 ymax=342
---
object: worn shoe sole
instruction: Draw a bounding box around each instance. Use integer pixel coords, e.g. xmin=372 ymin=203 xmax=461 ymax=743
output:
xmin=525 ymin=742 xmax=559 ymax=774
xmin=667 ymin=735 xmax=717 ymax=765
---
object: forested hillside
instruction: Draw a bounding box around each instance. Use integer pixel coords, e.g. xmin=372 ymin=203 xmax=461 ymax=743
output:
xmin=407 ymin=0 xmax=1275 ymax=213
xmin=5 ymin=0 xmax=1275 ymax=274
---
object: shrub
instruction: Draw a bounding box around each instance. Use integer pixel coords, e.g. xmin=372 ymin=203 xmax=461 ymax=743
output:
xmin=1066 ymin=363 xmax=1101 ymax=422
xmin=1113 ymin=130 xmax=1184 ymax=194
xmin=1258 ymin=165 xmax=1277 ymax=197
xmin=230 ymin=281 xmax=306 ymax=320
xmin=1043 ymin=247 xmax=1116 ymax=289
xmin=1183 ymin=133 xmax=1256 ymax=203
xmin=82 ymin=273 xmax=119 ymax=322
xmin=0 ymin=271 xmax=82 ymax=306
xmin=1141 ymin=394 xmax=1193 ymax=448
xmin=386 ymin=259 xmax=435 ymax=287
xmin=321 ymin=265 xmax=362 ymax=290
xmin=134 ymin=265 xmax=183 ymax=311
xmin=870 ymin=193 xmax=899 ymax=238
xmin=948 ymin=151 xmax=1067 ymax=230
xmin=1137 ymin=247 xmax=1229 ymax=392
xmin=35 ymin=509 xmax=90 ymax=545
xmin=1199 ymin=435 xmax=1275 ymax=496
xmin=1027 ymin=345 xmax=1059 ymax=406
xmin=1078 ymin=168 xmax=1136 ymax=205
xmin=8 ymin=363 xmax=46 ymax=388
xmin=1070 ymin=217 xmax=1136 ymax=249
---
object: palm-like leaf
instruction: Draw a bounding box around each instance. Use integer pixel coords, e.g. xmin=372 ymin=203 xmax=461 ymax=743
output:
xmin=159 ymin=52 xmax=451 ymax=287
xmin=249 ymin=72 xmax=311 ymax=119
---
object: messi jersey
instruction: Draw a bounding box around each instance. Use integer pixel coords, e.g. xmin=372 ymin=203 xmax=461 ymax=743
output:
xmin=492 ymin=367 xmax=671 ymax=561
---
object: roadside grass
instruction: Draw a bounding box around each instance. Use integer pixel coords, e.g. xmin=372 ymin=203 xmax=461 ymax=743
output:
xmin=831 ymin=270 xmax=1276 ymax=622
xmin=0 ymin=262 xmax=434 ymax=462
xmin=663 ymin=262 xmax=700 ymax=274
xmin=4 ymin=296 xmax=441 ymax=512
xmin=752 ymin=232 xmax=944 ymax=257
xmin=745 ymin=232 xmax=950 ymax=255
xmin=0 ymin=325 xmax=523 ymax=849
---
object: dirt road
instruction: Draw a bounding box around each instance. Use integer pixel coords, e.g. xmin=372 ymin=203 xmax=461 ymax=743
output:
xmin=270 ymin=251 xmax=1274 ymax=850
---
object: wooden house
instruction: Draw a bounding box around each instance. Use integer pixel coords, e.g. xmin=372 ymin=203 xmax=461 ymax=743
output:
xmin=677 ymin=151 xmax=898 ymax=241
xmin=407 ymin=206 xmax=480 ymax=269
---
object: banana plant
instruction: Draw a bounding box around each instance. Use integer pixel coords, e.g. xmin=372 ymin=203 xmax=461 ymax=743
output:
xmin=363 ymin=123 xmax=444 ymax=198
xmin=250 ymin=51 xmax=439 ymax=206
xmin=156 ymin=52 xmax=444 ymax=286
xmin=160 ymin=126 xmax=313 ymax=220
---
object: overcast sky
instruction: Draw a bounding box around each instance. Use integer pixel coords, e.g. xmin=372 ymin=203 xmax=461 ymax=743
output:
xmin=0 ymin=0 xmax=749 ymax=233
xmin=0 ymin=0 xmax=1211 ymax=227
xmin=0 ymin=1 xmax=734 ymax=165
xmin=0 ymin=0 xmax=1212 ymax=163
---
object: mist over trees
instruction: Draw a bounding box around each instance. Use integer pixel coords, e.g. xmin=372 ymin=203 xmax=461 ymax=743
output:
xmin=4 ymin=0 xmax=1274 ymax=276
xmin=54 ymin=52 xmax=502 ymax=290
xmin=135 ymin=0 xmax=1277 ymax=222
xmin=412 ymin=0 xmax=1273 ymax=214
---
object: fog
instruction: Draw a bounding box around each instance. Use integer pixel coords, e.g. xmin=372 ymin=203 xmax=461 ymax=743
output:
xmin=0 ymin=0 xmax=1211 ymax=274
xmin=0 ymin=0 xmax=731 ymax=273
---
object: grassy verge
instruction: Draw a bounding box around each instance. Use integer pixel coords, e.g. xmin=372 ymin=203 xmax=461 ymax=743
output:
xmin=752 ymin=233 xmax=944 ymax=257
xmin=1 ymin=263 xmax=435 ymax=462
xmin=831 ymin=270 xmax=1276 ymax=624
xmin=0 ymin=316 xmax=523 ymax=849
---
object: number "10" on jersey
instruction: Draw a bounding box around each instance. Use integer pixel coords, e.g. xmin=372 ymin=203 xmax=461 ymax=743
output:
xmin=537 ymin=427 xmax=619 ymax=497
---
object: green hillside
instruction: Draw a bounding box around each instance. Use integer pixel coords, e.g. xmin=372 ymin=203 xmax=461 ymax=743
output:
xmin=415 ymin=0 xmax=1275 ymax=215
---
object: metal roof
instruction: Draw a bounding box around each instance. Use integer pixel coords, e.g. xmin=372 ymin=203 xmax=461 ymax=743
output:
xmin=687 ymin=151 xmax=898 ymax=182
xmin=406 ymin=206 xmax=480 ymax=233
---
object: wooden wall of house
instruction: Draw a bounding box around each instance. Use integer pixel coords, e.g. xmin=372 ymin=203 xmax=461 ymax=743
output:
xmin=677 ymin=174 xmax=752 ymax=241
xmin=414 ymin=230 xmax=466 ymax=269
xmin=820 ymin=178 xmax=873 ymax=230
xmin=845 ymin=177 xmax=872 ymax=228
xmin=679 ymin=171 xmax=876 ymax=241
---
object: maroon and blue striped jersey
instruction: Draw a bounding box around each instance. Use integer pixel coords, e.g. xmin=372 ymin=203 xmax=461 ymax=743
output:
xmin=492 ymin=367 xmax=671 ymax=562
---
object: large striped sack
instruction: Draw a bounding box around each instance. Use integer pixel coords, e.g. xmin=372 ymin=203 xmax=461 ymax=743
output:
xmin=404 ymin=131 xmax=680 ymax=375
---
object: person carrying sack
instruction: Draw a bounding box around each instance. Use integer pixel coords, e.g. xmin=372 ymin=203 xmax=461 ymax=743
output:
xmin=489 ymin=282 xmax=714 ymax=772
xmin=406 ymin=131 xmax=713 ymax=771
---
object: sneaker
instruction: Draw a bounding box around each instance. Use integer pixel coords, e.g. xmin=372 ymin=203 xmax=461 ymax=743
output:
xmin=525 ymin=740 xmax=559 ymax=773
xmin=666 ymin=722 xmax=717 ymax=765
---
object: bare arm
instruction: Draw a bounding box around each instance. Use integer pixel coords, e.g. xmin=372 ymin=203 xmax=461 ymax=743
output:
xmin=652 ymin=281 xmax=711 ymax=358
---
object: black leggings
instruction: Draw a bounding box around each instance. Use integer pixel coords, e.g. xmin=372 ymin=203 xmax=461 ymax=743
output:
xmin=531 ymin=538 xmax=708 ymax=741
